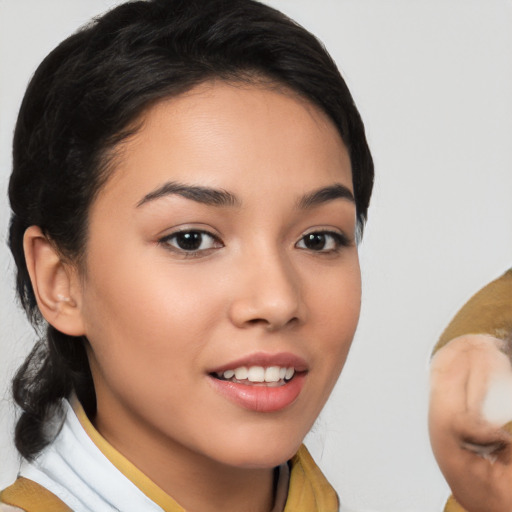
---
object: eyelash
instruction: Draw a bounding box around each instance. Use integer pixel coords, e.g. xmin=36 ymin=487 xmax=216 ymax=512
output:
xmin=159 ymin=229 xmax=350 ymax=258
xmin=295 ymin=230 xmax=351 ymax=254
xmin=159 ymin=229 xmax=223 ymax=258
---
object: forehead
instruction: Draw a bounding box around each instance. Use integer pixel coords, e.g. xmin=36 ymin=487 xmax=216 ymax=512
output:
xmin=98 ymin=80 xmax=352 ymax=206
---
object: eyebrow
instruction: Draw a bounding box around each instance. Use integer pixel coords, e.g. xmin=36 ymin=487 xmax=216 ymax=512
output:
xmin=136 ymin=181 xmax=354 ymax=210
xmin=297 ymin=183 xmax=355 ymax=209
xmin=136 ymin=181 xmax=240 ymax=208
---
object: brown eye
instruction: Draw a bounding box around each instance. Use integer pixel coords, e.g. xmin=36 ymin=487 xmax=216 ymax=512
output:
xmin=161 ymin=230 xmax=222 ymax=253
xmin=302 ymin=233 xmax=328 ymax=251
xmin=296 ymin=231 xmax=348 ymax=252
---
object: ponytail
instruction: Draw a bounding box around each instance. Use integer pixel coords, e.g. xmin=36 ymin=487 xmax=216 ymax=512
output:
xmin=12 ymin=328 xmax=95 ymax=460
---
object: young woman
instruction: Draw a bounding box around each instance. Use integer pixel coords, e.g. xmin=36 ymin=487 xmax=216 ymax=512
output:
xmin=0 ymin=0 xmax=374 ymax=511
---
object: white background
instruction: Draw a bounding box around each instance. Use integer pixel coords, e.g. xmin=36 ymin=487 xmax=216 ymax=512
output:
xmin=1 ymin=1 xmax=511 ymax=511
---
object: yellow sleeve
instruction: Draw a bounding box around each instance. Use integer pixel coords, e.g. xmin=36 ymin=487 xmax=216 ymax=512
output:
xmin=0 ymin=478 xmax=71 ymax=512
xmin=433 ymin=268 xmax=512 ymax=354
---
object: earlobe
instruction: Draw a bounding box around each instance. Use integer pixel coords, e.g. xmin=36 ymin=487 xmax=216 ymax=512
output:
xmin=23 ymin=226 xmax=85 ymax=336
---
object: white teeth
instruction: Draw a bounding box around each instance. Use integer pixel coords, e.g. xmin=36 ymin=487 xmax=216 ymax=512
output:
xmin=264 ymin=366 xmax=281 ymax=383
xmin=285 ymin=367 xmax=295 ymax=380
xmin=247 ymin=366 xmax=265 ymax=382
xmin=234 ymin=367 xmax=248 ymax=380
xmin=217 ymin=365 xmax=297 ymax=382
xmin=223 ymin=369 xmax=235 ymax=379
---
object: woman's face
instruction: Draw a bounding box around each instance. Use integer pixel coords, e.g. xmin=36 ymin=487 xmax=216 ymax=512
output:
xmin=75 ymin=81 xmax=361 ymax=470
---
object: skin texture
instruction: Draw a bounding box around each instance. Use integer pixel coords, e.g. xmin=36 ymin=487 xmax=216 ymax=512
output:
xmin=429 ymin=335 xmax=512 ymax=512
xmin=25 ymin=81 xmax=361 ymax=512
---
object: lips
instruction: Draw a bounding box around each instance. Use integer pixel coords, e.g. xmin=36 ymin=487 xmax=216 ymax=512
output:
xmin=207 ymin=352 xmax=308 ymax=412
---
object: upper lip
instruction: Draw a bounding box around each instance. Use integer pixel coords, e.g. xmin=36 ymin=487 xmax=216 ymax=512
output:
xmin=209 ymin=352 xmax=309 ymax=374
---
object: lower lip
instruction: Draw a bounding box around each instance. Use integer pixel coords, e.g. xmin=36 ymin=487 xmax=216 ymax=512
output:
xmin=208 ymin=373 xmax=306 ymax=413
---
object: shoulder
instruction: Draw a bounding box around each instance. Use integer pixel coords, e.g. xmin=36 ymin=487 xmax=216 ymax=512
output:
xmin=0 ymin=478 xmax=71 ymax=512
xmin=286 ymin=445 xmax=339 ymax=512
xmin=443 ymin=495 xmax=468 ymax=512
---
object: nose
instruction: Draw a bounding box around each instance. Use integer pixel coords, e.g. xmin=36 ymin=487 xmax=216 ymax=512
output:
xmin=228 ymin=248 xmax=303 ymax=331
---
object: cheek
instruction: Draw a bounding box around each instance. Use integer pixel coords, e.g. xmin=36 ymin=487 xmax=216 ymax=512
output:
xmin=84 ymin=245 xmax=220 ymax=331
xmin=308 ymin=256 xmax=361 ymax=347
xmin=82 ymin=249 xmax=252 ymax=402
xmin=303 ymin=255 xmax=361 ymax=396
xmin=80 ymin=253 xmax=222 ymax=390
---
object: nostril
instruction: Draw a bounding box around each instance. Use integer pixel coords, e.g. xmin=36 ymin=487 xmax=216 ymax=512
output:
xmin=247 ymin=318 xmax=266 ymax=325
xmin=242 ymin=316 xmax=299 ymax=330
xmin=266 ymin=316 xmax=300 ymax=331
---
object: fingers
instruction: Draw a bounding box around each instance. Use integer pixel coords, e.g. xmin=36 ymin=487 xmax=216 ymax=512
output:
xmin=432 ymin=406 xmax=512 ymax=512
xmin=430 ymin=334 xmax=511 ymax=425
xmin=461 ymin=439 xmax=506 ymax=464
xmin=429 ymin=334 xmax=512 ymax=512
xmin=429 ymin=334 xmax=512 ymax=461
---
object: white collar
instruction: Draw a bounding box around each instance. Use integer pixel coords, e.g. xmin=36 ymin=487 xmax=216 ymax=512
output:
xmin=19 ymin=400 xmax=167 ymax=512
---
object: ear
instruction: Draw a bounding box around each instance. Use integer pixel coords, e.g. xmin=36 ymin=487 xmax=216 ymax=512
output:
xmin=23 ymin=225 xmax=85 ymax=336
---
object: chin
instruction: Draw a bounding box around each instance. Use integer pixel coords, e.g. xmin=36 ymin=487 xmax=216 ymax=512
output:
xmin=206 ymin=429 xmax=304 ymax=469
xmin=224 ymin=448 xmax=299 ymax=469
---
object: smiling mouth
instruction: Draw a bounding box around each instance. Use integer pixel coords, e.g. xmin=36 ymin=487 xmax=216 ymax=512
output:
xmin=211 ymin=366 xmax=297 ymax=387
xmin=208 ymin=359 xmax=308 ymax=412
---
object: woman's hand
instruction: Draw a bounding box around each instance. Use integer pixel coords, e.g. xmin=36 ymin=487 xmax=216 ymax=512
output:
xmin=429 ymin=334 xmax=512 ymax=512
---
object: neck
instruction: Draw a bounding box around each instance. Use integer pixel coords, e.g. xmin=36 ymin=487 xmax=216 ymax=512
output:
xmin=92 ymin=398 xmax=276 ymax=512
